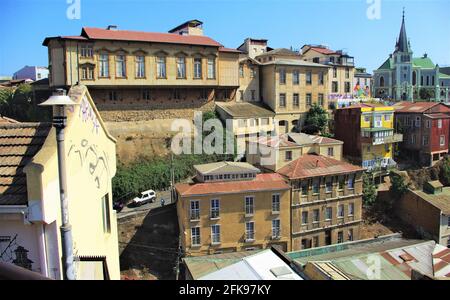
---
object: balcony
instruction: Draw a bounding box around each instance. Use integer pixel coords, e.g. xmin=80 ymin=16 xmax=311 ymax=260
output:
xmin=271 ymin=229 xmax=281 ymax=240
xmin=361 ymin=133 xmax=403 ymax=145
xmin=245 ymin=232 xmax=255 ymax=243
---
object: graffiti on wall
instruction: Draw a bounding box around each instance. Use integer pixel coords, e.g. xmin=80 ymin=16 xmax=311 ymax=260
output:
xmin=68 ymin=139 xmax=111 ymax=190
xmin=79 ymin=96 xmax=100 ymax=135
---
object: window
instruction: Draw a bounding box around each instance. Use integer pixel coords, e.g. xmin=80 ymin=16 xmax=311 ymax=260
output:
xmin=293 ymin=70 xmax=299 ymax=85
xmin=440 ymin=135 xmax=445 ymax=146
xmin=245 ymin=221 xmax=255 ymax=241
xmin=327 ymin=147 xmax=334 ymax=157
xmin=325 ymin=179 xmax=333 ymax=193
xmin=415 ymin=116 xmax=421 ymax=128
xmin=135 ymin=55 xmax=145 ymax=78
xmin=279 ymin=93 xmax=286 ymax=107
xmin=250 ymin=67 xmax=256 ymax=78
xmin=333 ymin=67 xmax=337 ymax=78
xmin=245 ymin=196 xmax=254 ymax=215
xmin=422 ymin=135 xmax=429 ymax=146
xmin=190 ymin=200 xmax=200 ymax=220
xmin=448 ymin=216 xmax=450 ymax=227
xmin=348 ymin=229 xmax=354 ymax=241
xmin=239 ymin=90 xmax=244 ymax=101
xmin=345 ymin=82 xmax=351 ymax=93
xmin=348 ymin=203 xmax=354 ymax=216
xmin=99 ymin=54 xmax=109 ymax=77
xmin=80 ymin=44 xmax=94 ymax=57
xmin=194 ymin=57 xmax=202 ymax=79
xmin=261 ymin=118 xmax=269 ymax=126
xmin=292 ymin=93 xmax=300 ymax=108
xmin=332 ymin=81 xmax=338 ymax=93
xmin=338 ymin=177 xmax=344 ymax=190
xmin=364 ymin=115 xmax=370 ymax=123
xmin=438 ymin=119 xmax=442 ymax=129
xmin=285 ymin=151 xmax=292 ymax=161
xmin=80 ymin=65 xmax=94 ymax=80
xmin=313 ymin=236 xmax=319 ymax=247
xmin=211 ymin=225 xmax=220 ymax=244
xmin=201 ymin=89 xmax=209 ymax=100
xmin=211 ymin=199 xmax=220 ymax=219
xmin=176 ymin=56 xmax=186 ymax=79
xmin=325 ymin=207 xmax=332 ymax=220
xmin=172 ymin=89 xmax=181 ymax=100
xmin=348 ymin=175 xmax=355 ymax=189
xmin=109 ymin=91 xmax=117 ymax=101
xmin=318 ymin=94 xmax=324 ymax=107
xmin=251 ymin=90 xmax=256 ymax=101
xmin=313 ymin=209 xmax=320 ymax=223
xmin=156 ymin=56 xmax=166 ymax=78
xmin=301 ymin=183 xmax=308 ymax=196
xmin=337 ymin=231 xmax=344 ymax=243
xmin=306 ymin=93 xmax=312 ymax=106
xmin=411 ymin=134 xmax=416 ymax=145
xmin=301 ymin=211 xmax=308 ymax=225
xmin=239 ymin=65 xmax=244 ymax=78
xmin=207 ymin=57 xmax=216 ymax=79
xmin=101 ymin=194 xmax=111 ymax=233
xmin=279 ymin=69 xmax=286 ymax=84
xmin=312 ymin=179 xmax=320 ymax=194
xmin=142 ymin=89 xmax=151 ymax=100
xmin=313 ymin=57 xmax=320 ymax=63
xmin=345 ymin=68 xmax=350 ymax=79
xmin=191 ymin=227 xmax=201 ymax=246
xmin=272 ymin=219 xmax=281 ymax=238
xmin=306 ymin=71 xmax=312 ymax=85
xmin=426 ymin=120 xmax=431 ymax=128
xmin=272 ymin=194 xmax=280 ymax=213
xmin=318 ymin=72 xmax=324 ymax=85
xmin=385 ymin=114 xmax=391 ymax=122
xmin=338 ymin=204 xmax=344 ymax=218
xmin=115 ymin=55 xmax=126 ymax=78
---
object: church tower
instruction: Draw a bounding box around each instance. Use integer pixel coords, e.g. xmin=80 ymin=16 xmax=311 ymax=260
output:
xmin=392 ymin=9 xmax=413 ymax=101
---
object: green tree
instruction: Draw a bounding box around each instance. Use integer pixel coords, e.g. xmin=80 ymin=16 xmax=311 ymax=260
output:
xmin=440 ymin=157 xmax=450 ymax=186
xmin=0 ymin=84 xmax=50 ymax=121
xmin=419 ymin=88 xmax=434 ymax=101
xmin=302 ymin=104 xmax=328 ymax=134
xmin=390 ymin=174 xmax=408 ymax=199
xmin=362 ymin=173 xmax=377 ymax=208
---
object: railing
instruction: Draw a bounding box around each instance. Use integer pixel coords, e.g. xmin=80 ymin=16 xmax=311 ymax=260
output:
xmin=298 ymin=217 xmax=359 ymax=233
xmin=361 ymin=133 xmax=403 ymax=145
xmin=210 ymin=210 xmax=220 ymax=219
xmin=245 ymin=232 xmax=255 ymax=242
xmin=271 ymin=229 xmax=281 ymax=240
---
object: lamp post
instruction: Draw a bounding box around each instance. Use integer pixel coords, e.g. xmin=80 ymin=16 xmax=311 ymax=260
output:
xmin=39 ymin=89 xmax=78 ymax=280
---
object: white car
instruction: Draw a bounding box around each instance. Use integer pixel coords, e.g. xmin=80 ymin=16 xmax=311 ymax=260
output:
xmin=132 ymin=190 xmax=156 ymax=206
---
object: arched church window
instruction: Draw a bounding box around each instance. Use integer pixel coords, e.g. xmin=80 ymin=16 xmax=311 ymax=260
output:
xmin=412 ymin=71 xmax=417 ymax=86
xmin=379 ymin=76 xmax=385 ymax=87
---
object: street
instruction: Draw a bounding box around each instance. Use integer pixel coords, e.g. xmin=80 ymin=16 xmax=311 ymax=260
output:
xmin=117 ymin=190 xmax=173 ymax=219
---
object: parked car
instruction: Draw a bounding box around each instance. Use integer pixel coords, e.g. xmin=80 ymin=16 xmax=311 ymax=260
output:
xmin=113 ymin=201 xmax=125 ymax=212
xmin=132 ymin=190 xmax=156 ymax=206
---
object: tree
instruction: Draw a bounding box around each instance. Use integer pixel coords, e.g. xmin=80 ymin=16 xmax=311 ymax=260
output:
xmin=390 ymin=173 xmax=408 ymax=199
xmin=302 ymin=104 xmax=328 ymax=134
xmin=362 ymin=173 xmax=377 ymax=208
xmin=419 ymin=88 xmax=434 ymax=101
xmin=440 ymin=157 xmax=450 ymax=186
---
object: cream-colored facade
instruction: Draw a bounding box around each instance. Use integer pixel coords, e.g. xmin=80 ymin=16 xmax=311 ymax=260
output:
xmin=0 ymin=85 xmax=120 ymax=279
xmin=259 ymin=61 xmax=330 ymax=133
xmin=237 ymin=56 xmax=260 ymax=102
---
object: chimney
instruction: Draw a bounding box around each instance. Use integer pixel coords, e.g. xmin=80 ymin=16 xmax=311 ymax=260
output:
xmin=107 ymin=25 xmax=118 ymax=31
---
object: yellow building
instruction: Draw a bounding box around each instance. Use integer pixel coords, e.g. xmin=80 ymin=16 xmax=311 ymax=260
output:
xmin=0 ymin=85 xmax=120 ymax=279
xmin=334 ymin=104 xmax=403 ymax=173
xmin=246 ymin=132 xmax=343 ymax=172
xmin=43 ymin=20 xmax=240 ymax=122
xmin=176 ymin=162 xmax=291 ymax=256
xmin=277 ymin=154 xmax=364 ymax=250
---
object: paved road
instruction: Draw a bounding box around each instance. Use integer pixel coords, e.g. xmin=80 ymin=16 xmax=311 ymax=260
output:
xmin=117 ymin=190 xmax=173 ymax=219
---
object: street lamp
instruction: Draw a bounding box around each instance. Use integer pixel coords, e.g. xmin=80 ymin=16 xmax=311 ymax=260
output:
xmin=39 ymin=89 xmax=78 ymax=280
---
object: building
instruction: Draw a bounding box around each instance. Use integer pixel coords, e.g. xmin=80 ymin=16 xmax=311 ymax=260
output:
xmin=13 ymin=66 xmax=49 ymax=81
xmin=334 ymin=103 xmax=403 ymax=173
xmin=287 ymin=233 xmax=450 ymax=280
xmin=395 ymin=181 xmax=450 ymax=248
xmin=237 ymin=38 xmax=270 ymax=59
xmin=393 ymin=101 xmax=450 ymax=166
xmin=353 ymin=67 xmax=372 ymax=101
xmin=300 ymin=44 xmax=355 ymax=108
xmin=277 ymin=154 xmax=364 ymax=250
xmin=257 ymin=51 xmax=330 ymax=133
xmin=246 ymin=132 xmax=343 ymax=172
xmin=43 ymin=21 xmax=240 ymax=122
xmin=0 ymin=85 xmax=120 ymax=279
xmin=373 ymin=11 xmax=450 ymax=102
xmin=176 ymin=162 xmax=291 ymax=256
xmin=183 ymin=247 xmax=304 ymax=280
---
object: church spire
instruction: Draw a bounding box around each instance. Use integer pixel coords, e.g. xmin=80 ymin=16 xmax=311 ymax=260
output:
xmin=395 ymin=7 xmax=410 ymax=53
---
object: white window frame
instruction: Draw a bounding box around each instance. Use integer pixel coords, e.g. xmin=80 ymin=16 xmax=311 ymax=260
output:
xmin=211 ymin=224 xmax=221 ymax=244
xmin=156 ymin=56 xmax=166 ymax=78
xmin=210 ymin=199 xmax=220 ymax=219
xmin=325 ymin=207 xmax=332 ymax=221
xmin=190 ymin=200 xmax=200 ymax=221
xmin=115 ymin=54 xmax=126 ymax=78
xmin=337 ymin=204 xmax=344 ymax=218
xmin=194 ymin=57 xmax=202 ymax=79
xmin=245 ymin=221 xmax=255 ymax=241
xmin=135 ymin=55 xmax=145 ymax=78
xmin=191 ymin=227 xmax=201 ymax=246
xmin=245 ymin=196 xmax=254 ymax=216
xmin=272 ymin=219 xmax=281 ymax=238
xmin=272 ymin=194 xmax=280 ymax=213
xmin=348 ymin=203 xmax=355 ymax=216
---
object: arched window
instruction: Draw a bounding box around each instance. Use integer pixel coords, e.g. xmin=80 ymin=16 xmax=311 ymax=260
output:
xmin=379 ymin=76 xmax=385 ymax=87
xmin=412 ymin=71 xmax=417 ymax=86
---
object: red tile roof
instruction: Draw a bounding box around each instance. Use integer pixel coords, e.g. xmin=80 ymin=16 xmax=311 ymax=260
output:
xmin=308 ymin=47 xmax=336 ymax=55
xmin=81 ymin=27 xmax=223 ymax=47
xmin=277 ymin=154 xmax=363 ymax=179
xmin=219 ymin=47 xmax=241 ymax=53
xmin=176 ymin=173 xmax=289 ymax=197
xmin=393 ymin=101 xmax=450 ymax=114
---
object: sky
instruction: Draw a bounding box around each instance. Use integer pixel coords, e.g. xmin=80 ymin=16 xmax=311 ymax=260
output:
xmin=1 ymin=0 xmax=449 ymax=76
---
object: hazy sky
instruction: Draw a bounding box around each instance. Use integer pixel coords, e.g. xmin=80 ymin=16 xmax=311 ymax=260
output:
xmin=1 ymin=0 xmax=449 ymax=76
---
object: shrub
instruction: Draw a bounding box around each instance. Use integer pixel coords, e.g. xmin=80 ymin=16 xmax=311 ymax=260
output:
xmin=362 ymin=173 xmax=377 ymax=208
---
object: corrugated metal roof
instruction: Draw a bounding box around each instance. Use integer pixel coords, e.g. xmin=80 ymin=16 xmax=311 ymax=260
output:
xmin=194 ymin=161 xmax=260 ymax=175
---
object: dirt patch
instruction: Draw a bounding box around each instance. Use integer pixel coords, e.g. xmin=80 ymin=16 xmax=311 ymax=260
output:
xmin=118 ymin=204 xmax=180 ymax=280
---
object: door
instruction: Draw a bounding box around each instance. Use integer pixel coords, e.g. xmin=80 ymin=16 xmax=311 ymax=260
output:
xmin=325 ymin=230 xmax=332 ymax=246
